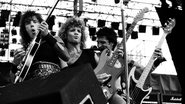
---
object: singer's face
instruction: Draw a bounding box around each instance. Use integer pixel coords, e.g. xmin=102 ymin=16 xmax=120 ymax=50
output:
xmin=66 ymin=26 xmax=82 ymax=44
xmin=97 ymin=36 xmax=113 ymax=51
xmin=25 ymin=16 xmax=40 ymax=40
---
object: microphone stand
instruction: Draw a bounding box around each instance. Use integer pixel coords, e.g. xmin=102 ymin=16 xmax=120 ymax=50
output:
xmin=120 ymin=2 xmax=130 ymax=104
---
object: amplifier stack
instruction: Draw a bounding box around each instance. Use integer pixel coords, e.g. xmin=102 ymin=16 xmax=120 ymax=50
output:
xmin=161 ymin=94 xmax=182 ymax=104
xmin=142 ymin=93 xmax=182 ymax=104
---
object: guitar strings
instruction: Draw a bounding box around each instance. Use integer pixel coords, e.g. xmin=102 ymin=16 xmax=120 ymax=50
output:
xmin=130 ymin=87 xmax=140 ymax=103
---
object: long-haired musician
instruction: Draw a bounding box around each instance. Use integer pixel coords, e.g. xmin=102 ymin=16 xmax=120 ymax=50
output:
xmin=12 ymin=10 xmax=69 ymax=81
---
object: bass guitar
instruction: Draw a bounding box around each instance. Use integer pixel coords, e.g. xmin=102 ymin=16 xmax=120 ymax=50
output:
xmin=14 ymin=0 xmax=60 ymax=83
xmin=128 ymin=18 xmax=176 ymax=104
xmin=94 ymin=7 xmax=149 ymax=99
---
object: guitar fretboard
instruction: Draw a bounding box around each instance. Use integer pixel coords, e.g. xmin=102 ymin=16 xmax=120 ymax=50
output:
xmin=136 ymin=32 xmax=168 ymax=88
xmin=108 ymin=22 xmax=137 ymax=67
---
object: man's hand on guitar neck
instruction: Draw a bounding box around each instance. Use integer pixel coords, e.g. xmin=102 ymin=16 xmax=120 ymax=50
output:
xmin=38 ymin=21 xmax=49 ymax=38
xmin=114 ymin=44 xmax=124 ymax=58
xmin=152 ymin=48 xmax=166 ymax=69
xmin=153 ymin=48 xmax=163 ymax=59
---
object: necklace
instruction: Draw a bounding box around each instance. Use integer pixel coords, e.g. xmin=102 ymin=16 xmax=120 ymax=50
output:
xmin=68 ymin=50 xmax=82 ymax=65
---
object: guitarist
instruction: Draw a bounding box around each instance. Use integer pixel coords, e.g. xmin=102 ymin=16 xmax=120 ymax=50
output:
xmin=95 ymin=27 xmax=166 ymax=104
xmin=95 ymin=27 xmax=127 ymax=104
xmin=11 ymin=10 xmax=70 ymax=81
xmin=126 ymin=49 xmax=166 ymax=90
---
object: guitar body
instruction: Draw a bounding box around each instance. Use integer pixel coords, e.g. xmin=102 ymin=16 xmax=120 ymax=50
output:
xmin=130 ymin=86 xmax=152 ymax=104
xmin=128 ymin=67 xmax=152 ymax=104
xmin=14 ymin=41 xmax=40 ymax=83
xmin=94 ymin=49 xmax=124 ymax=99
xmin=94 ymin=49 xmax=109 ymax=74
xmin=127 ymin=18 xmax=176 ymax=103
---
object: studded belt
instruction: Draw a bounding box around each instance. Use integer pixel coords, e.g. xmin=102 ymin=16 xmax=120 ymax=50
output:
xmin=32 ymin=61 xmax=61 ymax=78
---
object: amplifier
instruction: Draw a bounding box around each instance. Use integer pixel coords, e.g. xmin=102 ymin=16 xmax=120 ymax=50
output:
xmin=142 ymin=93 xmax=161 ymax=104
xmin=0 ymin=64 xmax=107 ymax=104
xmin=161 ymin=94 xmax=182 ymax=104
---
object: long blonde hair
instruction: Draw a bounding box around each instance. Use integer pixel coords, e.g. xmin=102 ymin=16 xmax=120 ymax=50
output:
xmin=58 ymin=17 xmax=86 ymax=49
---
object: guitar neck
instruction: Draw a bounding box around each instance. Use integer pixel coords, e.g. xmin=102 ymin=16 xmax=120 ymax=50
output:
xmin=136 ymin=32 xmax=168 ymax=88
xmin=35 ymin=33 xmax=42 ymax=43
xmin=108 ymin=7 xmax=149 ymax=68
xmin=108 ymin=22 xmax=137 ymax=67
xmin=156 ymin=32 xmax=168 ymax=49
xmin=136 ymin=54 xmax=155 ymax=87
xmin=122 ymin=22 xmax=137 ymax=44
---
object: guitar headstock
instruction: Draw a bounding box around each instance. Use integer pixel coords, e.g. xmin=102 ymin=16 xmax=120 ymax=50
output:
xmin=163 ymin=18 xmax=176 ymax=34
xmin=134 ymin=7 xmax=149 ymax=23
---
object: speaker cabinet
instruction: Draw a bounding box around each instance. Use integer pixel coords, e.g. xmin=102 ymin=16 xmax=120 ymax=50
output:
xmin=0 ymin=64 xmax=107 ymax=104
xmin=142 ymin=93 xmax=161 ymax=104
xmin=161 ymin=94 xmax=182 ymax=104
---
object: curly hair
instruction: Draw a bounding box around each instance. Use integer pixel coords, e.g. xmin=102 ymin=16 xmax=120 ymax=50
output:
xmin=58 ymin=17 xmax=86 ymax=49
xmin=96 ymin=26 xmax=117 ymax=50
xmin=19 ymin=10 xmax=43 ymax=49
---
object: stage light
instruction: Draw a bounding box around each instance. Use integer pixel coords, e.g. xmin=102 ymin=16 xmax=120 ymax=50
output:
xmin=11 ymin=29 xmax=17 ymax=36
xmin=13 ymin=11 xmax=22 ymax=27
xmin=152 ymin=26 xmax=160 ymax=35
xmin=10 ymin=50 xmax=14 ymax=57
xmin=118 ymin=29 xmax=123 ymax=37
xmin=139 ymin=25 xmax=146 ymax=33
xmin=114 ymin=0 xmax=120 ymax=4
xmin=12 ymin=38 xmax=17 ymax=44
xmin=1 ymin=10 xmax=10 ymax=21
xmin=89 ymin=27 xmax=96 ymax=36
xmin=123 ymin=0 xmax=131 ymax=5
xmin=97 ymin=19 xmax=105 ymax=28
xmin=126 ymin=23 xmax=131 ymax=31
xmin=0 ymin=50 xmax=6 ymax=56
xmin=111 ymin=22 xmax=119 ymax=30
xmin=131 ymin=31 xmax=138 ymax=39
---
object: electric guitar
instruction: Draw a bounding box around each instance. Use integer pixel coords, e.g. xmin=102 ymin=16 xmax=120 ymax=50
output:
xmin=14 ymin=0 xmax=60 ymax=83
xmin=94 ymin=7 xmax=149 ymax=99
xmin=128 ymin=18 xmax=176 ymax=104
